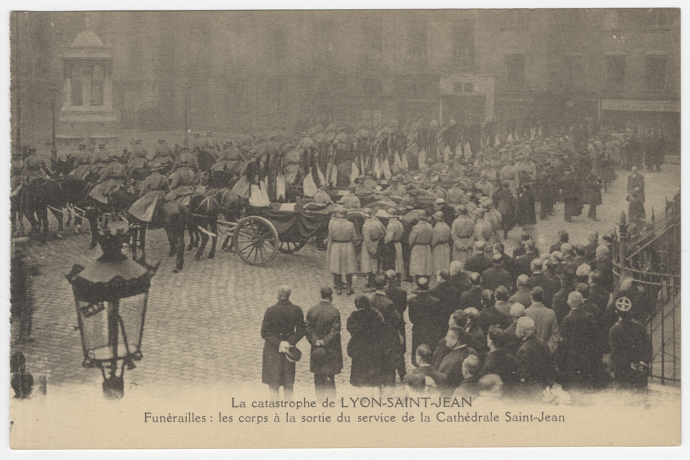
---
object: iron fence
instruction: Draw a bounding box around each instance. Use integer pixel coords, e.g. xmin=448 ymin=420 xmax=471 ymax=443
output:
xmin=613 ymin=194 xmax=680 ymax=385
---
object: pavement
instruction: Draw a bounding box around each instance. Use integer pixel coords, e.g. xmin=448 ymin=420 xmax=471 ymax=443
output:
xmin=10 ymin=164 xmax=680 ymax=398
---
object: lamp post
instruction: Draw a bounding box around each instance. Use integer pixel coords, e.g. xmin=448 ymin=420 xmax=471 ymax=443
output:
xmin=183 ymin=81 xmax=190 ymax=148
xmin=65 ymin=228 xmax=158 ymax=399
xmin=49 ymin=82 xmax=59 ymax=156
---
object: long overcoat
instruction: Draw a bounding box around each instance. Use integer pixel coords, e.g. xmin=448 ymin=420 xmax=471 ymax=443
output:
xmin=261 ymin=299 xmax=306 ymax=387
xmin=305 ymin=301 xmax=343 ymax=376
xmin=347 ymin=308 xmax=385 ymax=387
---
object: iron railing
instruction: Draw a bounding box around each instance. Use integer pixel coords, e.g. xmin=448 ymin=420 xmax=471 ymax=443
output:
xmin=613 ymin=193 xmax=680 ymax=385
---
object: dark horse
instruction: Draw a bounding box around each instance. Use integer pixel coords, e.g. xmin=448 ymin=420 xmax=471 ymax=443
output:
xmin=20 ymin=178 xmax=80 ymax=240
xmin=204 ymin=169 xmax=243 ymax=252
xmin=109 ymin=188 xmax=190 ymax=273
xmin=186 ymin=194 xmax=221 ymax=261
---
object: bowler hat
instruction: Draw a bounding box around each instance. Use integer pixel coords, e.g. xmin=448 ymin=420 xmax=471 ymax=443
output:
xmin=311 ymin=347 xmax=328 ymax=365
xmin=286 ymin=346 xmax=302 ymax=363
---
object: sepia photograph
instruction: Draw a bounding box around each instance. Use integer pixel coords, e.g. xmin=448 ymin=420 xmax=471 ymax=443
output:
xmin=6 ymin=6 xmax=682 ymax=449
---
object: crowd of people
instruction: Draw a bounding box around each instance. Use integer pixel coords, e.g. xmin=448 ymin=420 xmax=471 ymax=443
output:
xmin=262 ymin=223 xmax=654 ymax=402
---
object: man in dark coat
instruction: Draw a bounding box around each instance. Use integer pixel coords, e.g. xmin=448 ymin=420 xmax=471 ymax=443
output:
xmin=384 ymin=270 xmax=408 ymax=382
xmin=408 ymin=277 xmax=444 ymax=367
xmin=492 ymin=182 xmax=516 ymax=238
xmin=404 ymin=344 xmax=447 ymax=392
xmin=482 ymin=254 xmax=513 ymax=293
xmin=430 ymin=270 xmax=459 ymax=325
xmin=459 ymin=273 xmax=484 ymax=311
xmin=306 ymin=287 xmax=343 ymax=401
xmin=481 ymin=326 xmax=520 ymax=392
xmin=464 ymin=240 xmax=492 ymax=275
xmin=516 ymin=184 xmax=537 ymax=227
xmin=583 ymin=170 xmax=603 ymax=221
xmin=515 ymin=241 xmax=539 ymax=277
xmin=588 ymin=271 xmax=610 ymax=321
xmin=437 ymin=328 xmax=478 ymax=394
xmin=478 ymin=289 xmax=512 ymax=336
xmin=558 ymin=291 xmax=604 ymax=389
xmin=528 ymin=258 xmax=556 ymax=308
xmin=261 ymin=285 xmax=306 ymax=400
xmin=609 ymin=295 xmax=652 ymax=390
xmin=369 ymin=276 xmax=405 ymax=390
xmin=509 ymin=274 xmax=533 ymax=308
xmin=535 ymin=170 xmax=555 ymax=220
xmin=515 ymin=317 xmax=554 ymax=394
xmin=549 ymin=230 xmax=569 ymax=254
xmin=626 ymin=166 xmax=645 ymax=202
xmin=559 ymin=168 xmax=581 ymax=222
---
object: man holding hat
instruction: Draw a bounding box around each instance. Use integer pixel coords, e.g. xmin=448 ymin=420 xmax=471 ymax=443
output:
xmin=451 ymin=205 xmax=475 ymax=264
xmin=305 ymin=287 xmax=343 ymax=401
xmin=261 ymin=285 xmax=306 ymax=401
xmin=361 ymin=208 xmax=386 ymax=290
xmin=431 ymin=211 xmax=451 ymax=275
xmin=128 ymin=162 xmax=170 ymax=222
xmin=88 ymin=153 xmax=125 ymax=204
xmin=324 ymin=206 xmax=358 ymax=295
xmin=381 ymin=208 xmax=405 ymax=282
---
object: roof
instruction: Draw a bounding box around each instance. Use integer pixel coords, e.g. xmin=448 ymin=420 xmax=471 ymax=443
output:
xmin=70 ymin=29 xmax=105 ymax=48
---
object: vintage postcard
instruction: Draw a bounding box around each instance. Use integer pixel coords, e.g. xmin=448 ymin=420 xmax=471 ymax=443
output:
xmin=7 ymin=7 xmax=681 ymax=449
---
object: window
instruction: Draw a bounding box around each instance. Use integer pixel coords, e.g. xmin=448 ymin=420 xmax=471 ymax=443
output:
xmin=562 ymin=55 xmax=583 ymax=89
xmin=268 ymin=25 xmax=288 ymax=61
xmin=267 ymin=78 xmax=287 ymax=113
xmin=228 ymin=79 xmax=248 ymax=112
xmin=605 ymin=55 xmax=625 ymax=89
xmin=452 ymin=20 xmax=475 ymax=70
xmin=362 ymin=78 xmax=382 ymax=96
xmin=505 ymin=54 xmax=525 ymax=87
xmin=407 ymin=21 xmax=427 ymax=59
xmin=646 ymin=55 xmax=667 ymax=90
xmin=71 ymin=65 xmax=84 ymax=106
xmin=91 ymin=64 xmax=105 ymax=106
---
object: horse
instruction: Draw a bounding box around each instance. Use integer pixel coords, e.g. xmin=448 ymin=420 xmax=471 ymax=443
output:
xmin=109 ymin=188 xmax=190 ymax=273
xmin=20 ymin=179 xmax=71 ymax=240
xmin=204 ymin=169 xmax=244 ymax=251
xmin=186 ymin=194 xmax=221 ymax=260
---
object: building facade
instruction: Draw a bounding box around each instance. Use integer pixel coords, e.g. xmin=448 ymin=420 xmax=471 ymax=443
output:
xmin=10 ymin=9 xmax=680 ymax=151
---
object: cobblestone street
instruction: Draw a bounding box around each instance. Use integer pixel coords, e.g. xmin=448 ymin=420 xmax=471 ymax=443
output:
xmin=10 ymin=164 xmax=680 ymax=399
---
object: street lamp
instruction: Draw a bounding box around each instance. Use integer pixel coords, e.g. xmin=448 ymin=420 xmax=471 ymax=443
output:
xmin=65 ymin=228 xmax=158 ymax=399
xmin=49 ymin=82 xmax=59 ymax=155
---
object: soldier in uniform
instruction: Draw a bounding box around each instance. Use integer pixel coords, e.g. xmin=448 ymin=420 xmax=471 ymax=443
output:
xmin=90 ymin=144 xmax=110 ymax=177
xmin=341 ymin=184 xmax=361 ymax=209
xmin=384 ymin=175 xmax=407 ymax=198
xmin=166 ymin=157 xmax=196 ymax=206
xmin=128 ymin=163 xmax=170 ymax=223
xmin=381 ymin=208 xmax=405 ymax=283
xmin=125 ymin=144 xmax=150 ymax=179
xmin=22 ymin=147 xmax=50 ymax=186
xmin=408 ymin=214 xmax=434 ymax=281
xmin=473 ymin=208 xmax=495 ymax=247
xmin=451 ymin=205 xmax=475 ymax=263
xmin=361 ymin=208 xmax=386 ymax=290
xmin=324 ymin=206 xmax=358 ymax=295
xmin=88 ymin=153 xmax=125 ymax=205
xmin=431 ymin=211 xmax=451 ymax=276
xmin=311 ymin=185 xmax=332 ymax=205
xmin=500 ymin=160 xmax=519 ymax=199
xmin=356 ymin=172 xmax=378 ymax=195
xmin=211 ymin=141 xmax=244 ymax=175
xmin=151 ymin=139 xmax=175 ymax=171
xmin=132 ymin=138 xmax=148 ymax=160
xmin=204 ymin=131 xmax=221 ymax=154
xmin=69 ymin=142 xmax=94 ymax=180
xmin=475 ymin=172 xmax=494 ymax=199
xmin=446 ymin=180 xmax=466 ymax=205
xmin=560 ymin=167 xmax=581 ymax=222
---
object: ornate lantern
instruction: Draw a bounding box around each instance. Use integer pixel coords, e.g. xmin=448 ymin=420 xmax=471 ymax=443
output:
xmin=65 ymin=228 xmax=157 ymax=399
